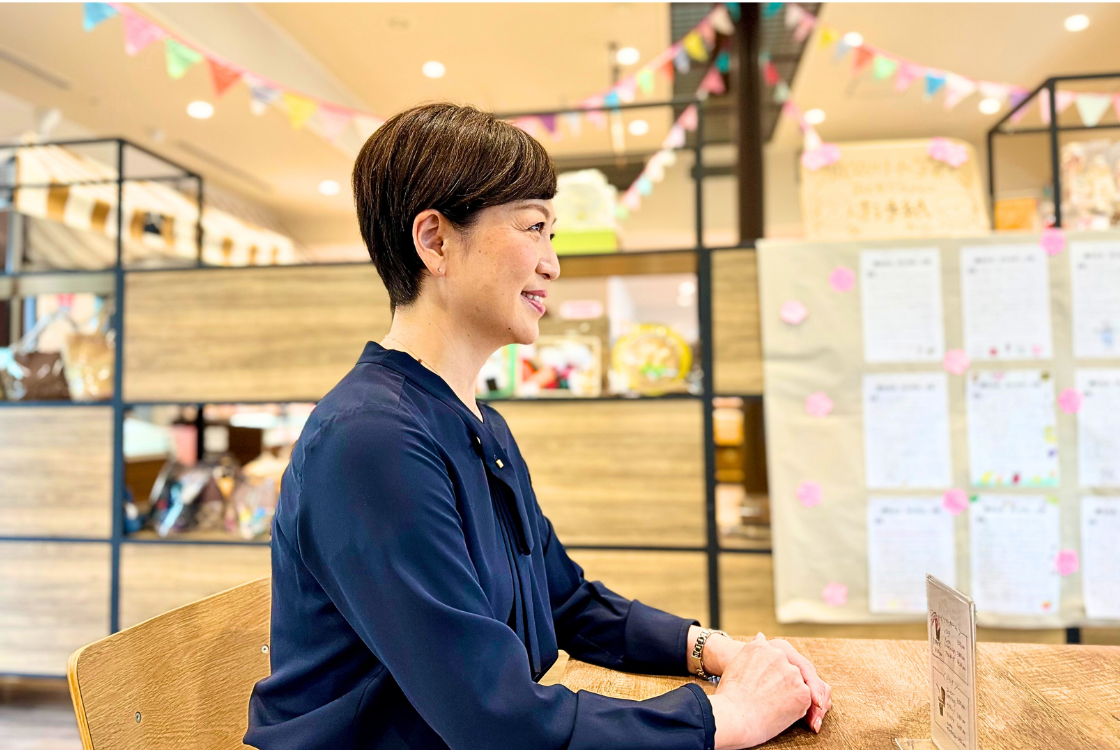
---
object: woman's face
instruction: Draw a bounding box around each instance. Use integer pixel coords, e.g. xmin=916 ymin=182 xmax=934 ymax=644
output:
xmin=445 ymin=199 xmax=560 ymax=347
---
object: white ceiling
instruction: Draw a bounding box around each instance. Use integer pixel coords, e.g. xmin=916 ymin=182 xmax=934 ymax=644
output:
xmin=775 ymin=3 xmax=1120 ymax=148
xmin=6 ymin=3 xmax=1120 ymax=244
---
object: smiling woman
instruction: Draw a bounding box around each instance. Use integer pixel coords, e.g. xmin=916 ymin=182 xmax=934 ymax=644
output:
xmin=242 ymin=101 xmax=829 ymax=750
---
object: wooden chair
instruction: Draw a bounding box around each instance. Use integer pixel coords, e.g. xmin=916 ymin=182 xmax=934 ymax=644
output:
xmin=67 ymin=577 xmax=271 ymax=750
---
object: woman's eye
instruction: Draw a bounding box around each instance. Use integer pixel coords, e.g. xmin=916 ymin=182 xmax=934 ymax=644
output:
xmin=529 ymin=222 xmax=545 ymax=233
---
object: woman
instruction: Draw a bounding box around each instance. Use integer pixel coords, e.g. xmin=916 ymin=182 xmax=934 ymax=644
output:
xmin=245 ymin=102 xmax=831 ymax=750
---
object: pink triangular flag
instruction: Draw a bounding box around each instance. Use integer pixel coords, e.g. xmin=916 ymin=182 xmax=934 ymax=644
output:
xmin=697 ymin=19 xmax=716 ymax=47
xmin=1056 ymin=90 xmax=1077 ymax=114
xmin=784 ymin=3 xmax=805 ymax=29
xmin=123 ymin=11 xmax=166 ymax=56
xmin=1040 ymin=89 xmax=1051 ymax=124
xmin=1075 ymin=93 xmax=1112 ymax=127
xmin=700 ymin=66 xmax=726 ymax=96
xmin=316 ymin=106 xmax=353 ymax=141
xmin=895 ymin=62 xmax=923 ymax=93
xmin=679 ymin=104 xmax=698 ymax=131
xmin=793 ymin=15 xmax=816 ymax=43
xmin=943 ymin=74 xmax=977 ymax=110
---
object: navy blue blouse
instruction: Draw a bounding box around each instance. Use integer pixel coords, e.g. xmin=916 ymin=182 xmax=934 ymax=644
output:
xmin=244 ymin=341 xmax=716 ymax=750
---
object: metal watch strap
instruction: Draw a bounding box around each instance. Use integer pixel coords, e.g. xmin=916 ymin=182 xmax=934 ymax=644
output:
xmin=691 ymin=628 xmax=728 ymax=679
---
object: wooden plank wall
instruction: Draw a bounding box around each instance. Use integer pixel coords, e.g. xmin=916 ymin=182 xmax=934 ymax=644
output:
xmin=712 ymin=249 xmax=763 ymax=395
xmin=123 ymin=266 xmax=392 ymax=403
xmin=0 ymin=542 xmax=110 ymax=674
xmin=494 ymin=400 xmax=706 ymax=547
xmin=0 ymin=407 xmax=113 ymax=538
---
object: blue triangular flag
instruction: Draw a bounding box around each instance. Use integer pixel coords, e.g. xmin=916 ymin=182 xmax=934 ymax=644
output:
xmin=727 ymin=3 xmax=742 ymax=22
xmin=716 ymin=50 xmax=731 ymax=74
xmin=603 ymin=90 xmax=621 ymax=109
xmin=761 ymin=3 xmax=782 ymax=19
xmin=924 ymin=71 xmax=947 ymax=98
xmin=832 ymin=39 xmax=851 ymax=61
xmin=83 ymin=2 xmax=117 ymax=31
xmin=674 ymin=46 xmax=691 ymax=74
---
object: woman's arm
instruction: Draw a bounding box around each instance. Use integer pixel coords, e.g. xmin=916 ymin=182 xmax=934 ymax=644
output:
xmin=294 ymin=407 xmax=715 ymax=750
xmin=534 ymin=505 xmax=699 ymax=676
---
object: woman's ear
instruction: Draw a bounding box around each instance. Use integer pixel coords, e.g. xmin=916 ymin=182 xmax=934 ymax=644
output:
xmin=412 ymin=209 xmax=447 ymax=276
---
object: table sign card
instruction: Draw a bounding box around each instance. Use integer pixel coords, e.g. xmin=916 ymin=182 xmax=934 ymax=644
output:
xmin=926 ymin=576 xmax=978 ymax=750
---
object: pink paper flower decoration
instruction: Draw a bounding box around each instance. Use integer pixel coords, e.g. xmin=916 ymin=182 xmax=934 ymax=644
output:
xmin=796 ymin=481 xmax=823 ymax=508
xmin=1055 ymin=549 xmax=1080 ymax=577
xmin=780 ymin=299 xmax=808 ymax=325
xmin=800 ymin=143 xmax=841 ymax=172
xmin=942 ymin=489 xmax=968 ymax=516
xmin=943 ymin=349 xmax=970 ymax=375
xmin=927 ymin=137 xmax=969 ymax=168
xmin=805 ymin=392 xmax=834 ymax=418
xmin=822 ymin=582 xmax=848 ymax=607
xmin=829 ymin=266 xmax=856 ymax=292
xmin=1040 ymin=227 xmax=1066 ymax=256
xmin=1058 ymin=388 xmax=1083 ymax=414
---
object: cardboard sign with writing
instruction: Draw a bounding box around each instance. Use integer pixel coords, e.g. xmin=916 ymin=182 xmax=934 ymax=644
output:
xmin=800 ymin=139 xmax=989 ymax=240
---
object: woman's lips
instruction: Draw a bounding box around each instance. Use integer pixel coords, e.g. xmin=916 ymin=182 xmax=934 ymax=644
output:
xmin=520 ymin=292 xmax=545 ymax=315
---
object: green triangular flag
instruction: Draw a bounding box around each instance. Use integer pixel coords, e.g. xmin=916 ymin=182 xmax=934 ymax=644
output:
xmin=636 ymin=68 xmax=654 ymax=95
xmin=872 ymin=55 xmax=899 ymax=81
xmin=165 ymin=38 xmax=203 ymax=80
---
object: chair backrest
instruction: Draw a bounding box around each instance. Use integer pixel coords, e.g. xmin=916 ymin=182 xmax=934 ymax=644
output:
xmin=68 ymin=577 xmax=271 ymax=750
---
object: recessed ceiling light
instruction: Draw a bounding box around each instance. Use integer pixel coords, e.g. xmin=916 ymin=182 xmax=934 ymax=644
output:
xmin=678 ymin=280 xmax=697 ymax=296
xmin=978 ymin=97 xmax=1002 ymax=115
xmin=1065 ymin=14 xmax=1090 ymax=31
xmin=628 ymin=119 xmax=650 ymax=136
xmin=186 ymin=100 xmax=214 ymax=119
xmin=318 ymin=180 xmax=340 ymax=196
xmin=804 ymin=108 xmax=826 ymax=125
xmin=422 ymin=61 xmax=446 ymax=79
xmin=616 ymin=47 xmax=641 ymax=66
xmin=842 ymin=31 xmax=864 ymax=48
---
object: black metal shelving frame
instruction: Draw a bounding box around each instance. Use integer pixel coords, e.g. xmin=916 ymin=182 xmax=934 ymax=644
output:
xmin=0 ymin=97 xmax=768 ymax=678
xmin=987 ymin=71 xmax=1120 ymax=231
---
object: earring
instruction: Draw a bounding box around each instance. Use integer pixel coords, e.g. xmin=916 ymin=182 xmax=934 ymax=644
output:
xmin=438 ymin=267 xmax=443 ymax=273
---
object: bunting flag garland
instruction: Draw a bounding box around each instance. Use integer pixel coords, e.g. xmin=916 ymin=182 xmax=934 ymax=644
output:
xmin=82 ymin=2 xmax=117 ymax=31
xmin=818 ymin=26 xmax=839 ymax=48
xmin=924 ymin=71 xmax=947 ymax=99
xmin=851 ymin=46 xmax=874 ymax=75
xmin=248 ymin=80 xmax=281 ymax=116
xmin=895 ymin=62 xmax=922 ymax=92
xmin=86 ymin=2 xmax=738 ymax=157
xmin=122 ymin=11 xmax=165 ymax=56
xmin=207 ymin=58 xmax=242 ymax=98
xmin=683 ymin=31 xmax=709 ymax=62
xmin=282 ymin=92 xmax=318 ymax=130
xmin=942 ymin=74 xmax=977 ymax=110
xmin=164 ymin=38 xmax=203 ymax=80
xmin=872 ymin=55 xmax=898 ymax=81
xmin=316 ymin=106 xmax=354 ymax=142
xmin=1075 ymin=94 xmax=1112 ymax=128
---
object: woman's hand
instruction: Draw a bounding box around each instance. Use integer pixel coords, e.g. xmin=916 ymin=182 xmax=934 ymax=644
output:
xmin=706 ymin=634 xmax=828 ymax=749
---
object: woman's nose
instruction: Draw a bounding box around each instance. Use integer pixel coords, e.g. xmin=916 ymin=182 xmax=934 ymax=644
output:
xmin=539 ymin=249 xmax=561 ymax=281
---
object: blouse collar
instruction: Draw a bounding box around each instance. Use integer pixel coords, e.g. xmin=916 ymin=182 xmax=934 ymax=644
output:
xmin=357 ymin=341 xmax=534 ymax=554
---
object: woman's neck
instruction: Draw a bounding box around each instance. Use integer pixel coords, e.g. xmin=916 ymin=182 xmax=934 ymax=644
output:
xmin=380 ymin=298 xmax=494 ymax=421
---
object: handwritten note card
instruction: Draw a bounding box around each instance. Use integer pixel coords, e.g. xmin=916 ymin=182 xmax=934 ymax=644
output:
xmin=860 ymin=249 xmax=945 ymax=363
xmin=961 ymin=245 xmax=1053 ymax=360
xmin=1071 ymin=242 xmax=1120 ymax=358
xmin=863 ymin=373 xmax=953 ymax=488
xmin=867 ymin=497 xmax=956 ymax=613
xmin=969 ymin=495 xmax=1060 ymax=616
xmin=1077 ymin=370 xmax=1120 ymax=487
xmin=1081 ymin=496 xmax=1120 ymax=620
xmin=966 ymin=370 xmax=1058 ymax=487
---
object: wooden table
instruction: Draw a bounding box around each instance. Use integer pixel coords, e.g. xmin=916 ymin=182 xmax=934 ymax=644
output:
xmin=560 ymin=637 xmax=1120 ymax=749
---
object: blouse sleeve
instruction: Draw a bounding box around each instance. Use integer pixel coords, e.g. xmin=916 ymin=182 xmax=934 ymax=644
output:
xmin=293 ymin=406 xmax=715 ymax=750
xmin=533 ymin=496 xmax=700 ymax=677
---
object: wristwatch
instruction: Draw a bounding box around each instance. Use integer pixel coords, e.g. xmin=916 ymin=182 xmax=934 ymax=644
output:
xmin=691 ymin=628 xmax=729 ymax=680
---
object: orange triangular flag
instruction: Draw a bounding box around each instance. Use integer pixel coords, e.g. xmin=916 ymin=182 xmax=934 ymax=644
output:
xmin=851 ymin=46 xmax=874 ymax=76
xmin=207 ymin=58 xmax=241 ymax=98
xmin=282 ymin=92 xmax=318 ymax=130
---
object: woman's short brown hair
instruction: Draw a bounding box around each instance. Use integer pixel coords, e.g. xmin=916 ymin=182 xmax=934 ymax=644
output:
xmin=352 ymin=102 xmax=557 ymax=312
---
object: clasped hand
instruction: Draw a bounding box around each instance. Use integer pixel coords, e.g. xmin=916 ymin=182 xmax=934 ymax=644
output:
xmin=702 ymin=633 xmax=832 ymax=749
